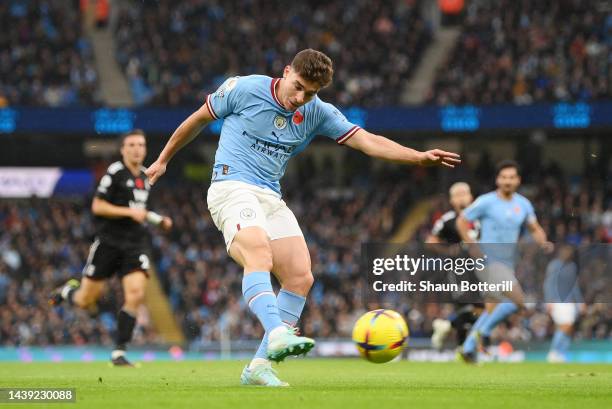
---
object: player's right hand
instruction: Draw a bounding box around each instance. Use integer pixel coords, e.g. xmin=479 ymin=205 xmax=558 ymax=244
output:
xmin=130 ymin=208 xmax=148 ymax=224
xmin=145 ymin=160 xmax=167 ymax=185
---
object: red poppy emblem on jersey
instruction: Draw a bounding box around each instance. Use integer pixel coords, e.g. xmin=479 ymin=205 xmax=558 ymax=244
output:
xmin=514 ymin=206 xmax=521 ymax=214
xmin=135 ymin=178 xmax=144 ymax=189
xmin=293 ymin=110 xmax=304 ymax=125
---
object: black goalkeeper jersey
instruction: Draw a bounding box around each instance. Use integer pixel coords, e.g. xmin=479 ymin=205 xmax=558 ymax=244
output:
xmin=94 ymin=161 xmax=151 ymax=247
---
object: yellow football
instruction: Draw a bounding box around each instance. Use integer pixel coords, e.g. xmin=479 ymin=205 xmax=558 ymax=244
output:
xmin=352 ymin=309 xmax=409 ymax=363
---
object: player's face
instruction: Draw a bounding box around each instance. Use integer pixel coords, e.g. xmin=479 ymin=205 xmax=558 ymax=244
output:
xmin=496 ymin=167 xmax=520 ymax=195
xmin=120 ymin=134 xmax=146 ymax=166
xmin=450 ymin=188 xmax=473 ymax=211
xmin=280 ymin=66 xmax=320 ymax=111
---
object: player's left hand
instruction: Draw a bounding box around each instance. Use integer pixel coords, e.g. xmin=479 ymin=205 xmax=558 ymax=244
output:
xmin=161 ymin=216 xmax=173 ymax=232
xmin=145 ymin=160 xmax=167 ymax=185
xmin=419 ymin=149 xmax=461 ymax=168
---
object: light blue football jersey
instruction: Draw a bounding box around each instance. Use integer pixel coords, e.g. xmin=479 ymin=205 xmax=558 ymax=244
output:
xmin=205 ymin=75 xmax=360 ymax=195
xmin=463 ymin=191 xmax=537 ymax=265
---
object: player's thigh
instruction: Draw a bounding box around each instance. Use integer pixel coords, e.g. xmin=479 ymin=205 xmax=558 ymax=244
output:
xmin=78 ymin=276 xmax=106 ymax=302
xmin=208 ymin=181 xmax=270 ymax=252
xmin=270 ymin=235 xmax=312 ymax=288
xmin=81 ymin=239 xmax=120 ymax=281
xmin=121 ymin=270 xmax=148 ymax=305
xmin=266 ymin=202 xmax=312 ymax=291
xmin=118 ymin=247 xmax=150 ymax=301
xmin=229 ymin=226 xmax=274 ymax=271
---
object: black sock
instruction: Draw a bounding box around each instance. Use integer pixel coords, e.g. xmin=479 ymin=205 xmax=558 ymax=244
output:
xmin=115 ymin=309 xmax=137 ymax=351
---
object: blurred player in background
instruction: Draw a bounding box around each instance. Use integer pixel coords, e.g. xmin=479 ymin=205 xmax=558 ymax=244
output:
xmin=50 ymin=130 xmax=173 ymax=366
xmin=456 ymin=160 xmax=552 ymax=363
xmin=145 ymin=49 xmax=461 ymax=386
xmin=427 ymin=182 xmax=484 ymax=349
xmin=544 ymin=244 xmax=585 ymax=362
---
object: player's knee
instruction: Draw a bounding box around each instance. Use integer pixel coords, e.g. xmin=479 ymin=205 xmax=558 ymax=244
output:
xmin=285 ymin=269 xmax=314 ymax=294
xmin=300 ymin=270 xmax=314 ymax=292
xmin=125 ymin=287 xmax=146 ymax=306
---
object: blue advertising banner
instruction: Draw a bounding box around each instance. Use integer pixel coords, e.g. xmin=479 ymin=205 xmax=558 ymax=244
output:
xmin=1 ymin=101 xmax=611 ymax=135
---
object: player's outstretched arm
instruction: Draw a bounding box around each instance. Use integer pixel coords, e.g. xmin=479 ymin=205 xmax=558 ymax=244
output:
xmin=92 ymin=197 xmax=147 ymax=223
xmin=146 ymin=104 xmax=215 ymax=184
xmin=343 ymin=129 xmax=461 ymax=168
xmin=527 ymin=220 xmax=554 ymax=252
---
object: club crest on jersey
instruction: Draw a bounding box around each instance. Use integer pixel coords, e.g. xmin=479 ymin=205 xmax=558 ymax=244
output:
xmin=273 ymin=115 xmax=287 ymax=130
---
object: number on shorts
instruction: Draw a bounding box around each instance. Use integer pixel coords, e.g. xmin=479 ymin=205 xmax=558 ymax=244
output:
xmin=139 ymin=254 xmax=150 ymax=270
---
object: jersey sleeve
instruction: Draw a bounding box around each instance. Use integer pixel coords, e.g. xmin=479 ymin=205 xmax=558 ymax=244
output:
xmin=523 ymin=197 xmax=537 ymax=224
xmin=204 ymin=76 xmax=243 ymax=120
xmin=314 ymin=101 xmax=361 ymax=144
xmin=95 ymin=171 xmax=117 ymax=201
xmin=463 ymin=195 xmax=488 ymax=222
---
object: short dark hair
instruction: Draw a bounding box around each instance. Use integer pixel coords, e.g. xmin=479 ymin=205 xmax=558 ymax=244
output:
xmin=291 ymin=49 xmax=334 ymax=88
xmin=496 ymin=159 xmax=520 ymax=177
xmin=119 ymin=129 xmax=146 ymax=145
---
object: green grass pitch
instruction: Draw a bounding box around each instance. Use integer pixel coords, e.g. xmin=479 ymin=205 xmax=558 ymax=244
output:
xmin=1 ymin=360 xmax=610 ymax=409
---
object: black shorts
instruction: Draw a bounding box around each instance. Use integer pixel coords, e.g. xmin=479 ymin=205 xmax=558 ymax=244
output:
xmin=81 ymin=239 xmax=150 ymax=280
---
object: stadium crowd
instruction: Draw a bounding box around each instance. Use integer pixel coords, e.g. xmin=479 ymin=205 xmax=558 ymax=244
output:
xmin=0 ymin=0 xmax=100 ymax=107
xmin=113 ymin=0 xmax=431 ymax=107
xmin=1 ymin=157 xmax=610 ymax=348
xmin=3 ymin=0 xmax=610 ymax=108
xmin=429 ymin=0 xmax=612 ymax=105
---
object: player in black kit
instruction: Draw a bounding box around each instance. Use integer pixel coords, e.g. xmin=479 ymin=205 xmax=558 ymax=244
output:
xmin=50 ymin=129 xmax=172 ymax=366
xmin=426 ymin=182 xmax=484 ymax=350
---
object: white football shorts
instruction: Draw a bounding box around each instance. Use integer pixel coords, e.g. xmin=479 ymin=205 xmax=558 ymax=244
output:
xmin=207 ymin=180 xmax=303 ymax=250
xmin=550 ymin=303 xmax=578 ymax=325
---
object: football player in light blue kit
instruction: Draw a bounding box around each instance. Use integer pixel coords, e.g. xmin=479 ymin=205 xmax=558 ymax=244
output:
xmin=146 ymin=49 xmax=461 ymax=385
xmin=543 ymin=244 xmax=585 ymax=362
xmin=456 ymin=160 xmax=552 ymax=363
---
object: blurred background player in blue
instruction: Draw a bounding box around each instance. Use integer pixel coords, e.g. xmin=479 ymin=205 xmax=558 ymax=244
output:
xmin=544 ymin=244 xmax=585 ymax=362
xmin=456 ymin=160 xmax=552 ymax=362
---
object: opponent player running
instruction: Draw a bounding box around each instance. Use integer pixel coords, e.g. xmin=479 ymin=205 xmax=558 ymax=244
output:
xmin=146 ymin=49 xmax=460 ymax=386
xmin=427 ymin=182 xmax=483 ymax=349
xmin=456 ymin=160 xmax=551 ymax=363
xmin=50 ymin=130 xmax=173 ymax=366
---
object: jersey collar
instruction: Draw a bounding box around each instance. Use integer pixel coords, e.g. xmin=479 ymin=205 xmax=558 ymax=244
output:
xmin=270 ymin=78 xmax=288 ymax=111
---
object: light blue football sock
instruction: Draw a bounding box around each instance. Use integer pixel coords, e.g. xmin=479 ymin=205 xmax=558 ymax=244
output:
xmin=550 ymin=329 xmax=564 ymax=353
xmin=254 ymin=289 xmax=306 ymax=360
xmin=480 ymin=302 xmax=518 ymax=337
xmin=553 ymin=329 xmax=572 ymax=355
xmin=242 ymin=272 xmax=283 ymax=333
xmin=462 ymin=311 xmax=489 ymax=353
